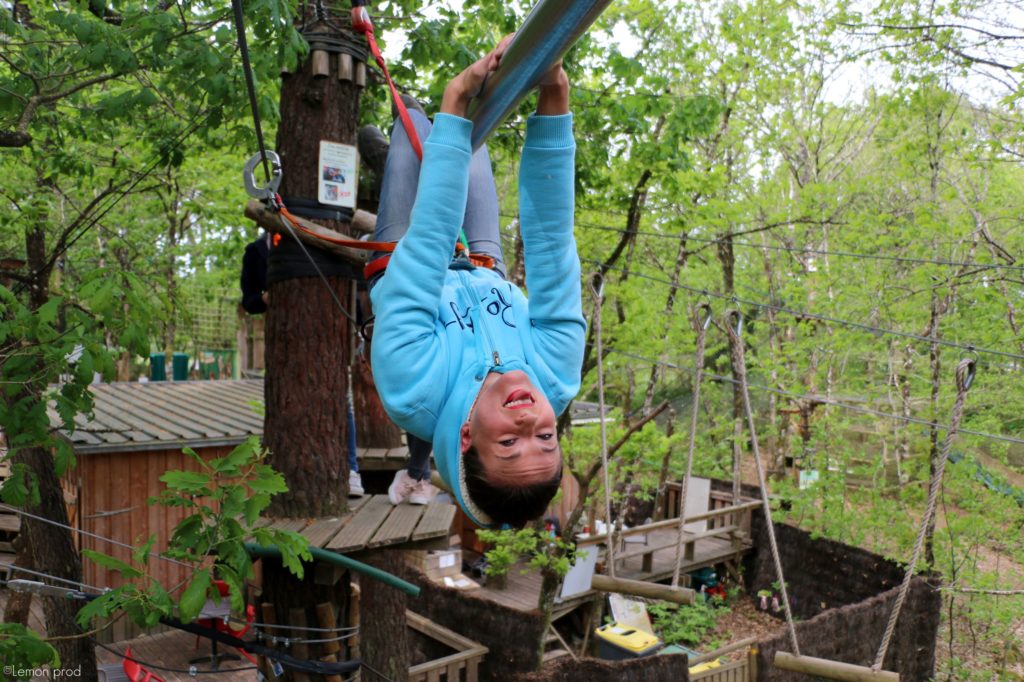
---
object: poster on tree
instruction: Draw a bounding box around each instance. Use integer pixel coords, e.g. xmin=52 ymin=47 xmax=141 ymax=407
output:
xmin=318 ymin=141 xmax=357 ymax=208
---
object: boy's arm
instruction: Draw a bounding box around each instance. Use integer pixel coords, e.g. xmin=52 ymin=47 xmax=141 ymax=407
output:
xmin=370 ymin=116 xmax=472 ymax=430
xmin=519 ymin=73 xmax=585 ymax=411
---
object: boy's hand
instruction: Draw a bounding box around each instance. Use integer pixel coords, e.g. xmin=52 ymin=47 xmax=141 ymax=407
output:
xmin=536 ymin=61 xmax=569 ymax=116
xmin=442 ymin=35 xmax=515 ymax=117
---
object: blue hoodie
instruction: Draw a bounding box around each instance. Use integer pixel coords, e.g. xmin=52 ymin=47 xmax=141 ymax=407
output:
xmin=369 ymin=112 xmax=585 ymax=527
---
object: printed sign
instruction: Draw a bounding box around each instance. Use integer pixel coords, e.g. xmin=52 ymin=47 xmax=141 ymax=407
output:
xmin=318 ymin=141 xmax=358 ymax=208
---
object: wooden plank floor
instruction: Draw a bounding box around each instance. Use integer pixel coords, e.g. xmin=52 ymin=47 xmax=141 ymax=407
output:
xmin=472 ymin=528 xmax=752 ymax=614
xmin=262 ymin=494 xmax=455 ymax=555
xmin=95 ymin=629 xmax=255 ymax=681
xmin=356 ymin=445 xmax=410 ymax=471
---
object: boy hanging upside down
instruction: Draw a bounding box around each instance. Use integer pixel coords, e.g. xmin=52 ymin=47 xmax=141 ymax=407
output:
xmin=368 ymin=37 xmax=584 ymax=529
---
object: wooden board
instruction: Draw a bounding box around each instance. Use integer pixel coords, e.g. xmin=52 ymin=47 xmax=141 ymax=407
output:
xmin=326 ymin=495 xmax=393 ymax=552
xmin=301 ymin=496 xmax=372 ymax=548
xmin=369 ymin=503 xmax=426 ymax=548
xmin=412 ymin=503 xmax=456 ymax=541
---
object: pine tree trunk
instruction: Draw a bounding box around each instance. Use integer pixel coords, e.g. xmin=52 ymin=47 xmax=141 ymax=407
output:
xmin=360 ymin=551 xmax=410 ymax=681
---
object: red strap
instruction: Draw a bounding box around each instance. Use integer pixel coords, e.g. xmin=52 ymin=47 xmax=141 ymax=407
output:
xmin=352 ymin=8 xmax=423 ymax=161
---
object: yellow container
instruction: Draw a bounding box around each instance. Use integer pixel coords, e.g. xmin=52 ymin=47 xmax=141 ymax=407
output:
xmin=594 ymin=622 xmax=663 ymax=660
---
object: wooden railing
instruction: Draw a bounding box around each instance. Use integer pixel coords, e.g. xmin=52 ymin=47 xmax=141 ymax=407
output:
xmin=408 ymin=610 xmax=489 ymax=682
xmin=690 ymin=636 xmax=759 ymax=682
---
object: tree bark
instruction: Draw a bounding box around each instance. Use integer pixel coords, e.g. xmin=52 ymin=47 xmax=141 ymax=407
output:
xmin=260 ymin=19 xmax=369 ymax=681
xmin=359 ymin=551 xmax=410 ymax=681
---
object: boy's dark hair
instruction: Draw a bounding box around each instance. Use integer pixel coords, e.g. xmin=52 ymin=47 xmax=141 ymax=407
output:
xmin=463 ymin=446 xmax=563 ymax=529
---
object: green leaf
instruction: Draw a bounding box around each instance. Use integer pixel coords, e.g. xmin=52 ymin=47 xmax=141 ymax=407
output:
xmin=160 ymin=469 xmax=212 ymax=493
xmin=81 ymin=549 xmax=142 ymax=579
xmin=178 ymin=568 xmax=211 ymax=623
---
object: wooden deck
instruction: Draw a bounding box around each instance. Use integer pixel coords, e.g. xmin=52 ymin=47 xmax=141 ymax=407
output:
xmin=259 ymin=494 xmax=455 ymax=554
xmin=473 ymin=499 xmax=756 ymax=615
xmin=95 ymin=628 xmax=255 ymax=681
xmin=356 ymin=445 xmax=412 ymax=472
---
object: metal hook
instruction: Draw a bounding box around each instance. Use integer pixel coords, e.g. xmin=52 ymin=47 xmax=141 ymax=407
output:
xmin=960 ymin=346 xmax=979 ymax=390
xmin=242 ymin=150 xmax=283 ymax=201
xmin=694 ymin=302 xmax=713 ymax=331
xmin=589 ymin=272 xmax=605 ymax=300
xmin=727 ymin=309 xmax=743 ymax=337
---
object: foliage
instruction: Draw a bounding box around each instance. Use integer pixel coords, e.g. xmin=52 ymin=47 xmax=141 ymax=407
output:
xmin=76 ymin=437 xmax=310 ymax=628
xmin=475 ymin=527 xmax=581 ymax=580
xmin=648 ymin=598 xmax=728 ymax=648
xmin=0 ymin=624 xmax=59 ymax=677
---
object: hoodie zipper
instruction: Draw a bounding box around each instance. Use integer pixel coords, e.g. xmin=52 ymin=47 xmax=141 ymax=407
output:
xmin=458 ymin=271 xmax=500 ymax=372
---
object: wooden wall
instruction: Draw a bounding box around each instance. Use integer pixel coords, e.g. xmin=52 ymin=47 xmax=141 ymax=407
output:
xmin=75 ymin=445 xmax=235 ymax=594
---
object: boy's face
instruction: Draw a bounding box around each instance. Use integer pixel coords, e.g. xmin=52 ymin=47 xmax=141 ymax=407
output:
xmin=460 ymin=370 xmax=561 ymax=487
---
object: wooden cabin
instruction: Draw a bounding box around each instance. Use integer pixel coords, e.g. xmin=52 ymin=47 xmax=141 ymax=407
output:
xmin=54 ymin=380 xmax=264 ymax=592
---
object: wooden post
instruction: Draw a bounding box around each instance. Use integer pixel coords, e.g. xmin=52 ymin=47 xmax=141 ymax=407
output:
xmin=316 ymin=602 xmax=342 ymax=657
xmin=259 ymin=603 xmax=278 ymax=679
xmin=355 ymin=60 xmax=366 ymax=88
xmin=348 ymin=583 xmax=361 ymax=670
xmin=590 ymin=575 xmax=695 ymax=604
xmin=289 ymin=607 xmax=312 ymax=682
xmin=774 ymin=652 xmax=900 ymax=682
xmin=311 ymin=50 xmax=330 ymax=77
xmin=338 ymin=53 xmax=353 ymax=82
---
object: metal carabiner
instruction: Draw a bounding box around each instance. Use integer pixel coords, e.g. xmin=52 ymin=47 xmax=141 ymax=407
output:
xmin=727 ymin=309 xmax=744 ymax=337
xmin=243 ymin=150 xmax=283 ymax=201
xmin=694 ymin=302 xmax=713 ymax=331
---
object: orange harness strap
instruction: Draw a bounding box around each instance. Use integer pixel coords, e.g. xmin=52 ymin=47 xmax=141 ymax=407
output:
xmin=275 ymin=203 xmax=495 ymax=280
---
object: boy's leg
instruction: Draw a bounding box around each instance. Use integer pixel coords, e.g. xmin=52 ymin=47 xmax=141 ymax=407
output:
xmin=462 ymin=144 xmax=505 ymax=278
xmin=388 ymin=433 xmax=436 ymax=506
xmin=371 ymin=111 xmax=433 ymax=249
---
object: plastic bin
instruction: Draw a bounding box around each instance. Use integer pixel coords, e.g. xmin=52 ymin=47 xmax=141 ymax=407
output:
xmin=595 ymin=622 xmax=662 ymax=660
xmin=149 ymin=353 xmax=166 ymax=382
xmin=171 ymin=352 xmax=189 ymax=381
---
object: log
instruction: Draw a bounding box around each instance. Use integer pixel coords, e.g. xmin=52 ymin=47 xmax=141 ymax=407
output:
xmin=316 ymin=602 xmax=342 ymax=656
xmin=312 ymin=50 xmax=330 ymax=77
xmin=244 ymin=200 xmax=373 ymax=265
xmin=338 ymin=53 xmax=353 ymax=82
xmin=289 ymin=607 xmax=312 ymax=682
xmin=258 ymin=603 xmax=277 ymax=680
xmin=348 ymin=583 xmax=361 ymax=662
xmin=355 ymin=60 xmax=366 ymax=88
xmin=774 ymin=652 xmax=900 ymax=682
xmin=589 ymin=575 xmax=695 ymax=605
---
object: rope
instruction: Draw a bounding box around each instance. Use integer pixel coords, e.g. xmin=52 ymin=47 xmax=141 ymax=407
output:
xmin=0 ymin=562 xmax=106 ymax=594
xmin=0 ymin=502 xmax=193 ymax=569
xmin=573 ymin=220 xmax=1024 ymax=273
xmin=670 ymin=303 xmax=712 ymax=589
xmin=724 ymin=310 xmax=801 ymax=656
xmin=585 ymin=259 xmax=1024 ymax=364
xmin=590 ymin=275 xmax=616 ymax=578
xmin=231 ymin=0 xmax=272 ymax=184
xmin=603 ymin=347 xmax=1024 ymax=447
xmin=872 ymin=358 xmax=976 ymax=671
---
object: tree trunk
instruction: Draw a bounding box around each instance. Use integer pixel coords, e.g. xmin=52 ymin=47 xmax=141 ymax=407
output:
xmin=265 ymin=19 xmax=362 ymax=518
xmin=261 ymin=18 xmax=367 ymax=681
xmin=12 ymin=445 xmax=98 ymax=674
xmin=359 ymin=551 xmax=410 ymax=681
xmin=3 ymin=533 xmax=33 ymax=625
xmin=11 ymin=223 xmax=98 ymax=674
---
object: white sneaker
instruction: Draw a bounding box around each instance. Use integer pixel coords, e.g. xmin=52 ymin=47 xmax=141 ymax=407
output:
xmin=348 ymin=470 xmax=365 ymax=497
xmin=388 ymin=470 xmax=417 ymax=505
xmin=408 ymin=478 xmax=436 ymax=506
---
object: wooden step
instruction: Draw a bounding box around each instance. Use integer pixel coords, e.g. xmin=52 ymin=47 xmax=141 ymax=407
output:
xmin=542 ymin=648 xmax=571 ymax=663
